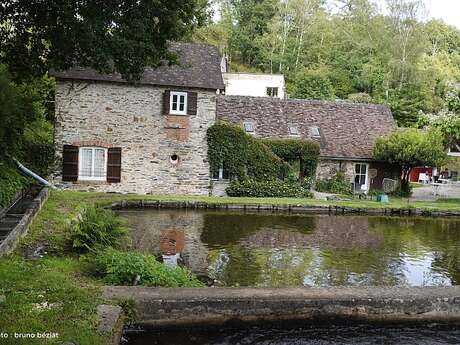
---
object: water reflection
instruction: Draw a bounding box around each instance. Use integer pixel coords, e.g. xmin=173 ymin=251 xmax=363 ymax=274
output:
xmin=118 ymin=210 xmax=460 ymax=287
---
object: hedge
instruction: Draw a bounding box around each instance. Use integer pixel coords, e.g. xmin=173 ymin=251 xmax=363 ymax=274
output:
xmin=207 ymin=122 xmax=319 ymax=181
xmin=226 ymin=178 xmax=312 ymax=198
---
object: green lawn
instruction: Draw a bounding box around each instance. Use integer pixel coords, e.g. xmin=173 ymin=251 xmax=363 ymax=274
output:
xmin=1 ymin=190 xmax=459 ymax=344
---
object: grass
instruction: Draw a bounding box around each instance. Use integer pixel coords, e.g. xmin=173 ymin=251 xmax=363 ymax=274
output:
xmin=0 ymin=256 xmax=106 ymax=345
xmin=1 ymin=189 xmax=459 ymax=344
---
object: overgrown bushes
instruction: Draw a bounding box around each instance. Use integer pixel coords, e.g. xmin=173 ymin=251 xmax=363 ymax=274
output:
xmin=71 ymin=206 xmax=129 ymax=252
xmin=315 ymin=172 xmax=352 ymax=195
xmin=0 ymin=160 xmax=30 ymax=207
xmin=226 ymin=177 xmax=312 ymax=198
xmin=71 ymin=205 xmax=203 ymax=288
xmin=207 ymin=121 xmax=290 ymax=180
xmin=84 ymin=247 xmax=204 ymax=287
xmin=207 ymin=122 xmax=320 ymax=197
xmin=262 ymin=139 xmax=319 ymax=178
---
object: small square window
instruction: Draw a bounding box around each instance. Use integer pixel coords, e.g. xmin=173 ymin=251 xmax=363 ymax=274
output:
xmin=266 ymin=87 xmax=279 ymax=97
xmin=243 ymin=121 xmax=254 ymax=133
xmin=288 ymin=126 xmax=299 ymax=136
xmin=309 ymin=126 xmax=320 ymax=137
xmin=170 ymin=91 xmax=188 ymax=115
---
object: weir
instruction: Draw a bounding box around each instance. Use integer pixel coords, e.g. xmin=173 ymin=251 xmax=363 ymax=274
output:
xmin=104 ymin=286 xmax=460 ymax=327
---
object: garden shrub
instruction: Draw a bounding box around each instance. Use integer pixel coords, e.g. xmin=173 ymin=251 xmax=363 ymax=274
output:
xmin=85 ymin=247 xmax=204 ymax=288
xmin=0 ymin=159 xmax=31 ymax=207
xmin=207 ymin=121 xmax=290 ymax=180
xmin=207 ymin=122 xmax=320 ymax=198
xmin=315 ymin=172 xmax=352 ymax=195
xmin=226 ymin=176 xmax=312 ymax=198
xmin=71 ymin=206 xmax=129 ymax=253
xmin=262 ymin=139 xmax=319 ymax=178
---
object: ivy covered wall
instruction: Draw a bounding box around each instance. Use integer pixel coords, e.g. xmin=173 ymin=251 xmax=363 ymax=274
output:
xmin=207 ymin=122 xmax=320 ymax=197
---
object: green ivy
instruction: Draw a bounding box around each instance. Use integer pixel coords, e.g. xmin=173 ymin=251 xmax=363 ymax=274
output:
xmin=207 ymin=121 xmax=319 ymax=181
xmin=261 ymin=138 xmax=320 ymax=178
xmin=0 ymin=159 xmax=31 ymax=207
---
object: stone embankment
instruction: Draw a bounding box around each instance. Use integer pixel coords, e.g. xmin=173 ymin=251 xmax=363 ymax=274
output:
xmin=108 ymin=199 xmax=460 ymax=217
xmin=104 ymin=286 xmax=460 ymax=327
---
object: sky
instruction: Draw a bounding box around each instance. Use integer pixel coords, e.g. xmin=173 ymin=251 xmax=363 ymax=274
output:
xmin=423 ymin=0 xmax=460 ymax=28
xmin=213 ymin=0 xmax=460 ymax=29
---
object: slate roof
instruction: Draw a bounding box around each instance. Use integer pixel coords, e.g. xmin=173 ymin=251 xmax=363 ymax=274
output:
xmin=217 ymin=96 xmax=396 ymax=160
xmin=50 ymin=42 xmax=225 ymax=90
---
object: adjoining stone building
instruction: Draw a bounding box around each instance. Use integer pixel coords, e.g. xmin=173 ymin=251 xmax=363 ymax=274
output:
xmin=51 ymin=42 xmax=224 ymax=195
xmin=216 ymin=96 xmax=399 ymax=193
xmin=52 ymin=42 xmax=399 ymax=195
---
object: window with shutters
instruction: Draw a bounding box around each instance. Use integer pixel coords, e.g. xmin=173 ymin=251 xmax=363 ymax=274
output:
xmin=78 ymin=147 xmax=107 ymax=181
xmin=170 ymin=91 xmax=188 ymax=115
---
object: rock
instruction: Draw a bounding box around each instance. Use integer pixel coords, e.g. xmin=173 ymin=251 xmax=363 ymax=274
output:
xmin=97 ymin=304 xmax=124 ymax=345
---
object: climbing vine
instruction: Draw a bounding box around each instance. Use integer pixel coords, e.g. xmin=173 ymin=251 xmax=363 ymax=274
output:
xmin=207 ymin=121 xmax=320 ymax=183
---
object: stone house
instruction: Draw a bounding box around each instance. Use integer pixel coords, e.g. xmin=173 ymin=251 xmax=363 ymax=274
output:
xmin=51 ymin=42 xmax=224 ymax=195
xmin=216 ymin=96 xmax=399 ymax=193
xmin=52 ymin=42 xmax=398 ymax=195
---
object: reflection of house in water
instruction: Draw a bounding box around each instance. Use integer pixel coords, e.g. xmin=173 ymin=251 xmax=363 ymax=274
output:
xmin=118 ymin=210 xmax=210 ymax=275
xmin=243 ymin=216 xmax=383 ymax=249
xmin=160 ymin=229 xmax=185 ymax=267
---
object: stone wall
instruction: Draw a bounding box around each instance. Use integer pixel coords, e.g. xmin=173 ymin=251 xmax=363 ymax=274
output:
xmin=315 ymin=159 xmax=356 ymax=183
xmin=315 ymin=159 xmax=399 ymax=191
xmin=54 ymin=81 xmax=217 ymax=195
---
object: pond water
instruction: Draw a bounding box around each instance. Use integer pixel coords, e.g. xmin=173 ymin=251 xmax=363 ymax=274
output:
xmin=124 ymin=324 xmax=460 ymax=345
xmin=118 ymin=209 xmax=460 ymax=287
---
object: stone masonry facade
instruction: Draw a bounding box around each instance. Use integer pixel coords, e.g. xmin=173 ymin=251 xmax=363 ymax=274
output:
xmin=54 ymin=80 xmax=216 ymax=195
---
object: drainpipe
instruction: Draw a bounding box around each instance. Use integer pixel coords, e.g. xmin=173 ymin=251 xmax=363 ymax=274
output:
xmin=13 ymin=159 xmax=56 ymax=189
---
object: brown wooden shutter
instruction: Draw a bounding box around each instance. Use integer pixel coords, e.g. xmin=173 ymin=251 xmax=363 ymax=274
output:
xmin=62 ymin=145 xmax=79 ymax=182
xmin=163 ymin=90 xmax=170 ymax=115
xmin=107 ymin=147 xmax=122 ymax=183
xmin=187 ymin=92 xmax=197 ymax=115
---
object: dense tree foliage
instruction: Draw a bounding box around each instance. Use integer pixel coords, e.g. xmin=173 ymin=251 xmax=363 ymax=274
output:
xmin=198 ymin=0 xmax=460 ymax=126
xmin=0 ymin=0 xmax=210 ymax=81
xmin=373 ymin=128 xmax=448 ymax=193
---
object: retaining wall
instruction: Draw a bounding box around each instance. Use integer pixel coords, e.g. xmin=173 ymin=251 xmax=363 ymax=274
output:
xmin=0 ymin=188 xmax=49 ymax=255
xmin=104 ymin=286 xmax=460 ymax=327
xmin=107 ymin=199 xmax=460 ymax=218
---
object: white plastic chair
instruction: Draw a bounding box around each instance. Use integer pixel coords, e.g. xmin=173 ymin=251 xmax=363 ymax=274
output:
xmin=418 ymin=173 xmax=429 ymax=184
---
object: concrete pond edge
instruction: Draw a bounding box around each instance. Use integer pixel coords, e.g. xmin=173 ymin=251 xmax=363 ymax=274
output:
xmin=103 ymin=286 xmax=460 ymax=328
xmin=107 ymin=199 xmax=460 ymax=218
xmin=0 ymin=187 xmax=49 ymax=256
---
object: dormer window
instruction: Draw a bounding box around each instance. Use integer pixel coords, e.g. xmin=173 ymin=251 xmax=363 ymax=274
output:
xmin=309 ymin=126 xmax=321 ymax=138
xmin=288 ymin=125 xmax=299 ymax=136
xmin=243 ymin=121 xmax=255 ymax=133
xmin=170 ymin=91 xmax=188 ymax=115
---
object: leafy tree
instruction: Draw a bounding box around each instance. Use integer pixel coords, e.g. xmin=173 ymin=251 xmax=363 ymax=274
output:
xmin=290 ymin=68 xmax=335 ymax=100
xmin=0 ymin=0 xmax=210 ymax=81
xmin=373 ymin=128 xmax=447 ymax=194
xmin=229 ymin=0 xmax=277 ymax=66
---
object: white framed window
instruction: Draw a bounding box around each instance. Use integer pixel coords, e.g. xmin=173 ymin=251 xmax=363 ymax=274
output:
xmin=448 ymin=142 xmax=460 ymax=156
xmin=212 ymin=163 xmax=230 ymax=180
xmin=309 ymin=126 xmax=320 ymax=138
xmin=266 ymin=87 xmax=279 ymax=97
xmin=170 ymin=91 xmax=188 ymax=115
xmin=288 ymin=125 xmax=299 ymax=136
xmin=354 ymin=163 xmax=369 ymax=192
xmin=78 ymin=147 xmax=107 ymax=181
xmin=243 ymin=121 xmax=255 ymax=133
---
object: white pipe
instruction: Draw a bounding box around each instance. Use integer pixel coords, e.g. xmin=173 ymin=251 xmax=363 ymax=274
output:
xmin=13 ymin=159 xmax=56 ymax=189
